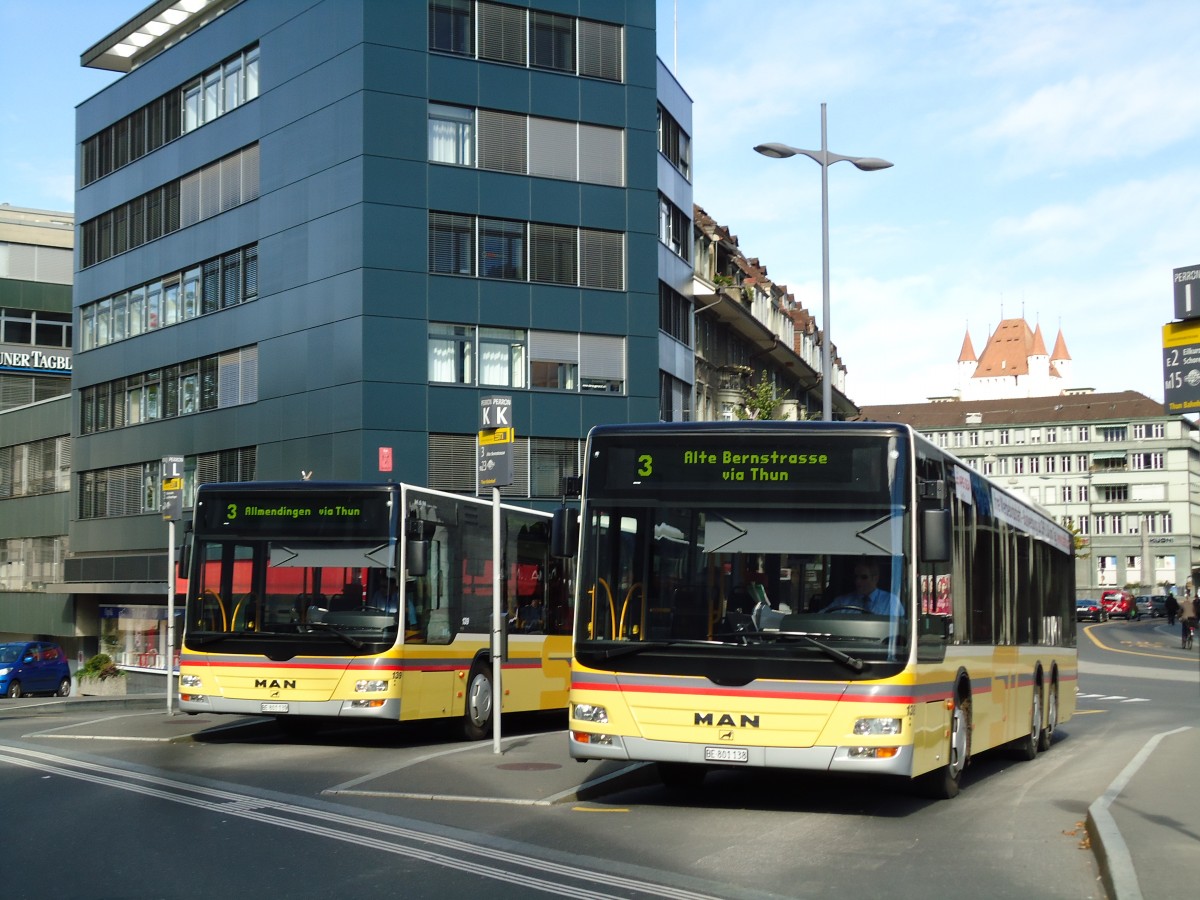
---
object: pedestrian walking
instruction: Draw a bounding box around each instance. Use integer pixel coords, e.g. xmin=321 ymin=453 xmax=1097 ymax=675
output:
xmin=1165 ymin=593 xmax=1179 ymax=626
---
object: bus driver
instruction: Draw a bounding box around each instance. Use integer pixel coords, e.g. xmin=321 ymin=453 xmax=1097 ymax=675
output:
xmin=825 ymin=558 xmax=904 ymax=617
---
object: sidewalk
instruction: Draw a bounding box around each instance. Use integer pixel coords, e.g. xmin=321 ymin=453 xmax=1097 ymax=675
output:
xmin=1088 ymin=725 xmax=1200 ymax=900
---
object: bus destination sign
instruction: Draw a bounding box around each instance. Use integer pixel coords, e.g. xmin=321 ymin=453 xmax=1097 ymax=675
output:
xmin=198 ymin=490 xmax=393 ymax=537
xmin=593 ymin=436 xmax=881 ymax=498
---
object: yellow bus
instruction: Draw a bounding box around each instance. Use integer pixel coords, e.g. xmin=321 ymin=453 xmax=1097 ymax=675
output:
xmin=179 ymin=482 xmax=572 ymax=737
xmin=560 ymin=421 xmax=1076 ymax=798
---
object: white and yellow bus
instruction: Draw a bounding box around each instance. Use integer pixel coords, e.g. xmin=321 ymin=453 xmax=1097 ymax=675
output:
xmin=179 ymin=482 xmax=572 ymax=737
xmin=561 ymin=421 xmax=1076 ymax=797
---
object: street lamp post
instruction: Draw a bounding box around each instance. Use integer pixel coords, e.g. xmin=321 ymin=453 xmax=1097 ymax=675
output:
xmin=755 ymin=103 xmax=892 ymax=421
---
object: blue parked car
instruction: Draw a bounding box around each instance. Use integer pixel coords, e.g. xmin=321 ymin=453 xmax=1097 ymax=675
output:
xmin=0 ymin=642 xmax=72 ymax=699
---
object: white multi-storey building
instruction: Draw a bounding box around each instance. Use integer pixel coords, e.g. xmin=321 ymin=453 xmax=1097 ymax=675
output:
xmin=861 ymin=391 xmax=1200 ymax=598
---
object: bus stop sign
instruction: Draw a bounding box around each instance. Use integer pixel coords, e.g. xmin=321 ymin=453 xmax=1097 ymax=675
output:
xmin=478 ymin=396 xmax=514 ymax=488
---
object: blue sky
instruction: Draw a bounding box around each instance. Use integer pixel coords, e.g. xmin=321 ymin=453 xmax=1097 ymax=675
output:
xmin=2 ymin=1 xmax=1194 ymax=405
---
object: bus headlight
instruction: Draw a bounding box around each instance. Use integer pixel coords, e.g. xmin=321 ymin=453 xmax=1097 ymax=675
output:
xmin=355 ymin=679 xmax=388 ymax=693
xmin=180 ymin=674 xmax=202 ymax=688
xmin=847 ymin=746 xmax=900 ymax=759
xmin=573 ymin=702 xmax=609 ymax=724
xmin=854 ymin=717 xmax=902 ymax=736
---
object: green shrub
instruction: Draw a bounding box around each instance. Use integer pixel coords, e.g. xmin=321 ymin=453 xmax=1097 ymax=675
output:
xmin=77 ymin=653 xmax=125 ymax=680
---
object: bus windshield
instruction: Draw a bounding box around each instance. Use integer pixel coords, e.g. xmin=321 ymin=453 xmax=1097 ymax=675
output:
xmin=187 ymin=537 xmax=400 ymax=649
xmin=575 ymin=427 xmax=911 ymax=666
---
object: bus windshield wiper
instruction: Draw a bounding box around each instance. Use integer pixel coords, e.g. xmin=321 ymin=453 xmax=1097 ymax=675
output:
xmin=720 ymin=628 xmax=864 ymax=672
xmin=306 ymin=621 xmax=365 ymax=650
xmin=776 ymin=631 xmax=864 ymax=672
xmin=584 ymin=639 xmax=717 ymax=660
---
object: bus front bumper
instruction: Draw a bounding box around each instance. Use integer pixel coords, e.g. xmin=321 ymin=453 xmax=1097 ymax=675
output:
xmin=178 ymin=694 xmax=402 ymax=719
xmin=568 ymin=731 xmax=914 ymax=777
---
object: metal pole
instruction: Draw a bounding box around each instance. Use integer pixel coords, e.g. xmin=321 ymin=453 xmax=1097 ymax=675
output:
xmin=819 ymin=102 xmax=832 ymax=422
xmin=492 ymin=485 xmax=502 ymax=755
xmin=166 ymin=519 xmax=175 ymax=715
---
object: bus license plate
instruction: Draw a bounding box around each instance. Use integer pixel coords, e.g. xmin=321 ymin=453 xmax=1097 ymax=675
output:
xmin=261 ymin=702 xmax=289 ymax=713
xmin=704 ymin=746 xmax=748 ymax=763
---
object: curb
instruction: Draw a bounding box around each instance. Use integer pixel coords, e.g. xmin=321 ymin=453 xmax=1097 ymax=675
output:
xmin=1086 ymin=725 xmax=1192 ymax=900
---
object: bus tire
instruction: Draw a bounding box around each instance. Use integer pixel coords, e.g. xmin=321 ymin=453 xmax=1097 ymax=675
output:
xmin=462 ymin=660 xmax=493 ymax=741
xmin=1009 ymin=678 xmax=1041 ymax=761
xmin=917 ymin=691 xmax=970 ymax=799
xmin=1038 ymin=677 xmax=1058 ymax=753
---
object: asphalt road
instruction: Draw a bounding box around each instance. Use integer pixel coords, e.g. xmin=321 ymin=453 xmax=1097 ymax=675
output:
xmin=0 ymin=618 xmax=1195 ymax=899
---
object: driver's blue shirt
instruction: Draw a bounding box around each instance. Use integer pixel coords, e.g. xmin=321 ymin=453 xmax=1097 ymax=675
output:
xmin=826 ymin=588 xmax=903 ymax=616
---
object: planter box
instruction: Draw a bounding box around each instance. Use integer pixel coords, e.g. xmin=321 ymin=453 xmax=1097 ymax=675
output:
xmin=78 ymin=676 xmax=127 ymax=697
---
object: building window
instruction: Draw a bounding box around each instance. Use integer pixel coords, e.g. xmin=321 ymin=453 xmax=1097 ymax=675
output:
xmin=428 ymin=324 xmax=473 ymax=384
xmin=81 ymin=145 xmax=259 ymax=268
xmin=660 ymin=372 xmax=690 ymax=422
xmin=438 ymin=102 xmax=624 ymax=186
xmin=658 ymin=194 xmax=690 ymax=261
xmin=1131 ymin=452 xmax=1164 ymax=470
xmin=657 ymin=103 xmax=691 ymax=180
xmin=1077 ymin=425 xmax=1089 ymax=442
xmin=80 ymin=347 xmax=257 ymax=434
xmin=79 ymin=448 xmax=255 ymax=520
xmin=530 ymin=223 xmax=577 ymax=285
xmin=79 ymin=245 xmax=257 ymax=351
xmin=579 ymin=228 xmax=623 ymax=290
xmin=478 ymin=218 xmax=526 ymax=280
xmin=428 ymin=104 xmax=475 ymax=166
xmin=529 ymin=330 xmax=579 ymax=390
xmin=1046 ymin=428 xmax=1057 ymax=444
xmin=659 ymin=281 xmax=691 ymax=345
xmin=429 ymin=212 xmax=475 ymax=275
xmin=479 ymin=327 xmax=526 ymax=388
xmin=998 ymin=428 xmax=1009 ymax=446
xmin=577 ymin=18 xmax=623 ymax=81
xmin=81 ymin=46 xmax=257 ymax=188
xmin=478 ymin=2 xmax=527 ymax=65
xmin=429 ymin=0 xmax=473 ymax=55
xmin=530 ymin=11 xmax=574 ymax=72
xmin=430 ymin=325 xmax=624 ymax=395
xmin=1100 ymin=426 xmax=1127 ymax=442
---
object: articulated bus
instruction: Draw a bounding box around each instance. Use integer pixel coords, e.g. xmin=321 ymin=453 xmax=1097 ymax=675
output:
xmin=561 ymin=421 xmax=1076 ymax=797
xmin=179 ymin=482 xmax=572 ymax=736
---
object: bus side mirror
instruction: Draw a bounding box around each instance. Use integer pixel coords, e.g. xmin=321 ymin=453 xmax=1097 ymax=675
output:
xmin=406 ymin=540 xmax=430 ymax=577
xmin=178 ymin=520 xmax=193 ymax=579
xmin=921 ymin=509 xmax=951 ymax=562
xmin=551 ymin=507 xmax=577 ymax=559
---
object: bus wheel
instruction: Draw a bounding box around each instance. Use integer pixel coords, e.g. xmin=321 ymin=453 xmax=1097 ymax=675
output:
xmin=1038 ymin=680 xmax=1058 ymax=753
xmin=462 ymin=661 xmax=493 ymax=741
xmin=658 ymin=762 xmax=706 ymax=790
xmin=917 ymin=693 xmax=971 ymax=799
xmin=1009 ymin=681 xmax=1041 ymax=761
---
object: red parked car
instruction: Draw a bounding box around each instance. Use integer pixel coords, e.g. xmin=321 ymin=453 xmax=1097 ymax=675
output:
xmin=1101 ymin=589 xmax=1138 ymax=620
